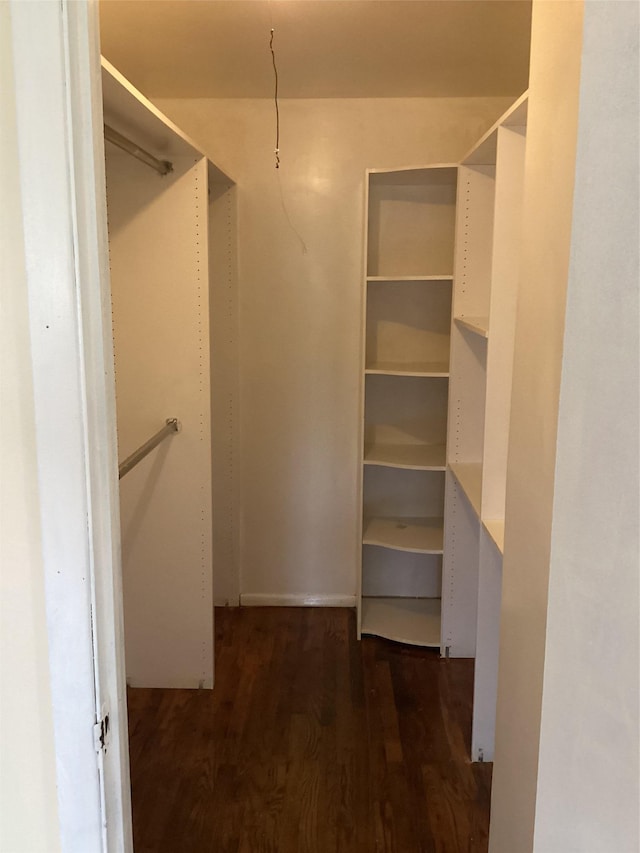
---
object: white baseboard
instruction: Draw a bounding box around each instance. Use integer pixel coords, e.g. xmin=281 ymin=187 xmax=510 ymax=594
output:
xmin=239 ymin=593 xmax=356 ymax=608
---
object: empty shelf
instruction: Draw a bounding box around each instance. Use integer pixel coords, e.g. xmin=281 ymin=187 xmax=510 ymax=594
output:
xmin=367 ymin=275 xmax=454 ymax=283
xmin=361 ymin=597 xmax=441 ymax=647
xmin=363 ymin=516 xmax=444 ymax=554
xmin=483 ymin=519 xmax=505 ymax=554
xmin=364 ymin=443 xmax=446 ymax=471
xmin=365 ymin=361 xmax=449 ymax=377
xmin=454 ymin=316 xmax=490 ymax=338
xmin=449 ymin=462 xmax=483 ymax=518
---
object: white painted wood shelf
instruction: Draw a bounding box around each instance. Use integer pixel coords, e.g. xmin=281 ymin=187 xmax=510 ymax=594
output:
xmin=454 ymin=316 xmax=490 ymax=339
xmin=361 ymin=597 xmax=441 ymax=647
xmin=364 ymin=442 xmax=446 ymax=471
xmin=449 ymin=462 xmax=483 ymax=518
xmin=367 ymin=275 xmax=454 ymax=283
xmin=359 ymin=164 xmax=457 ymax=651
xmin=443 ymin=94 xmax=528 ymax=762
xmin=365 ymin=361 xmax=449 ymax=377
xmin=363 ymin=516 xmax=444 ymax=554
xmin=483 ymin=519 xmax=505 ymax=554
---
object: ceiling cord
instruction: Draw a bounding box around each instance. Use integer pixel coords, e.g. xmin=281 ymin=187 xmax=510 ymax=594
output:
xmin=268 ymin=20 xmax=307 ymax=254
xmin=269 ymin=28 xmax=280 ymax=169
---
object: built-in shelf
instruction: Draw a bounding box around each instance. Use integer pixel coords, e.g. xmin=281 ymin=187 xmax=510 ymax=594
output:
xmin=361 ymin=596 xmax=441 ymax=647
xmin=454 ymin=316 xmax=490 ymax=339
xmin=364 ymin=443 xmax=446 ymax=471
xmin=483 ymin=519 xmax=505 ymax=554
xmin=363 ymin=516 xmax=444 ymax=554
xmin=449 ymin=462 xmax=483 ymax=518
xmin=360 ymin=165 xmax=457 ymax=650
xmin=365 ymin=361 xmax=449 ymax=378
xmin=367 ymin=275 xmax=454 ymax=283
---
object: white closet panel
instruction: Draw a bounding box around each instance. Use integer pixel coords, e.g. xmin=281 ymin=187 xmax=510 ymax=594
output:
xmin=103 ymin=59 xmax=235 ymax=689
xmin=443 ymin=91 xmax=528 ymax=757
xmin=208 ymin=178 xmax=240 ymax=606
xmin=441 ymin=470 xmax=480 ymax=657
xmin=108 ymin=148 xmax=213 ymax=688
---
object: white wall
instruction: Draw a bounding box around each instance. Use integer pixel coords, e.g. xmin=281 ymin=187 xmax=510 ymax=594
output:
xmin=490 ymin=1 xmax=639 ymax=850
xmin=533 ymin=1 xmax=639 ymax=849
xmin=158 ymin=96 xmax=513 ymax=602
xmin=0 ymin=4 xmax=61 ymax=849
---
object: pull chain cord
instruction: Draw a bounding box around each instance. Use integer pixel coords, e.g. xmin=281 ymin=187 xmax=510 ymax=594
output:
xmin=269 ymin=28 xmax=280 ymax=169
xmin=268 ymin=20 xmax=308 ymax=253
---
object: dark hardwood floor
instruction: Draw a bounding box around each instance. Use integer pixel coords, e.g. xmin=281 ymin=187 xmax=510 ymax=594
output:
xmin=127 ymin=607 xmax=492 ymax=853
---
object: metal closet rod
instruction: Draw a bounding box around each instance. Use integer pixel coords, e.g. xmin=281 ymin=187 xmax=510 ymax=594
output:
xmin=104 ymin=124 xmax=173 ymax=176
xmin=118 ymin=418 xmax=180 ymax=480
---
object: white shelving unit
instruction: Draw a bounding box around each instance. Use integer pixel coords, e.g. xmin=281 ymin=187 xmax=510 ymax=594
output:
xmin=357 ymin=95 xmax=528 ymax=761
xmin=356 ymin=96 xmax=528 ymax=762
xmin=443 ymin=92 xmax=528 ymax=760
xmin=357 ymin=166 xmax=457 ymax=649
xmin=103 ymin=59 xmax=237 ymax=688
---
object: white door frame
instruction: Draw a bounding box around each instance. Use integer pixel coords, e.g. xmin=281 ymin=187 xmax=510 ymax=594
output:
xmin=10 ymin=1 xmax=131 ymax=849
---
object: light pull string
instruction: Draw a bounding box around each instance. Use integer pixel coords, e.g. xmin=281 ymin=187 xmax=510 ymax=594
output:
xmin=268 ymin=20 xmax=308 ymax=254
xmin=269 ymin=28 xmax=280 ymax=169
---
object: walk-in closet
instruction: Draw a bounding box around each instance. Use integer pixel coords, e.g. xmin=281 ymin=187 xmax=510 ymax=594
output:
xmin=10 ymin=1 xmax=627 ymax=850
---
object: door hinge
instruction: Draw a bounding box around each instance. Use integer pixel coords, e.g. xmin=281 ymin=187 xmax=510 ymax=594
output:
xmin=93 ymin=710 xmax=110 ymax=754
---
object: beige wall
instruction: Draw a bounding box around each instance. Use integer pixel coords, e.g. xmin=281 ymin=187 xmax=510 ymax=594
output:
xmin=157 ymin=96 xmax=513 ymax=600
xmin=0 ymin=5 xmax=61 ymax=850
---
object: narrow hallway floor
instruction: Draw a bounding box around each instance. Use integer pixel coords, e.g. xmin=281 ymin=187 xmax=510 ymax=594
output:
xmin=127 ymin=606 xmax=491 ymax=852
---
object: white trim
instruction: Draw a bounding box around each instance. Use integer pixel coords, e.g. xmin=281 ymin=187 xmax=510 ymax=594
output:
xmin=66 ymin=7 xmax=133 ymax=851
xmin=240 ymin=594 xmax=356 ymax=608
xmin=10 ymin=2 xmax=131 ymax=850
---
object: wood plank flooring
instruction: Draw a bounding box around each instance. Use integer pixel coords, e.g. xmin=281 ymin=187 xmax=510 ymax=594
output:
xmin=127 ymin=607 xmax=492 ymax=852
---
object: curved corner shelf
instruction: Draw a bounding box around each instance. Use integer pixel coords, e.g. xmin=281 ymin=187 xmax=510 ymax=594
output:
xmin=364 ymin=442 xmax=446 ymax=471
xmin=361 ymin=597 xmax=441 ymax=647
xmin=365 ymin=361 xmax=449 ymax=378
xmin=363 ymin=516 xmax=444 ymax=554
xmin=454 ymin=316 xmax=489 ymax=339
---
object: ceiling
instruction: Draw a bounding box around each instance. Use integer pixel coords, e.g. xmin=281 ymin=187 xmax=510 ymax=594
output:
xmin=99 ymin=0 xmax=531 ymax=100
